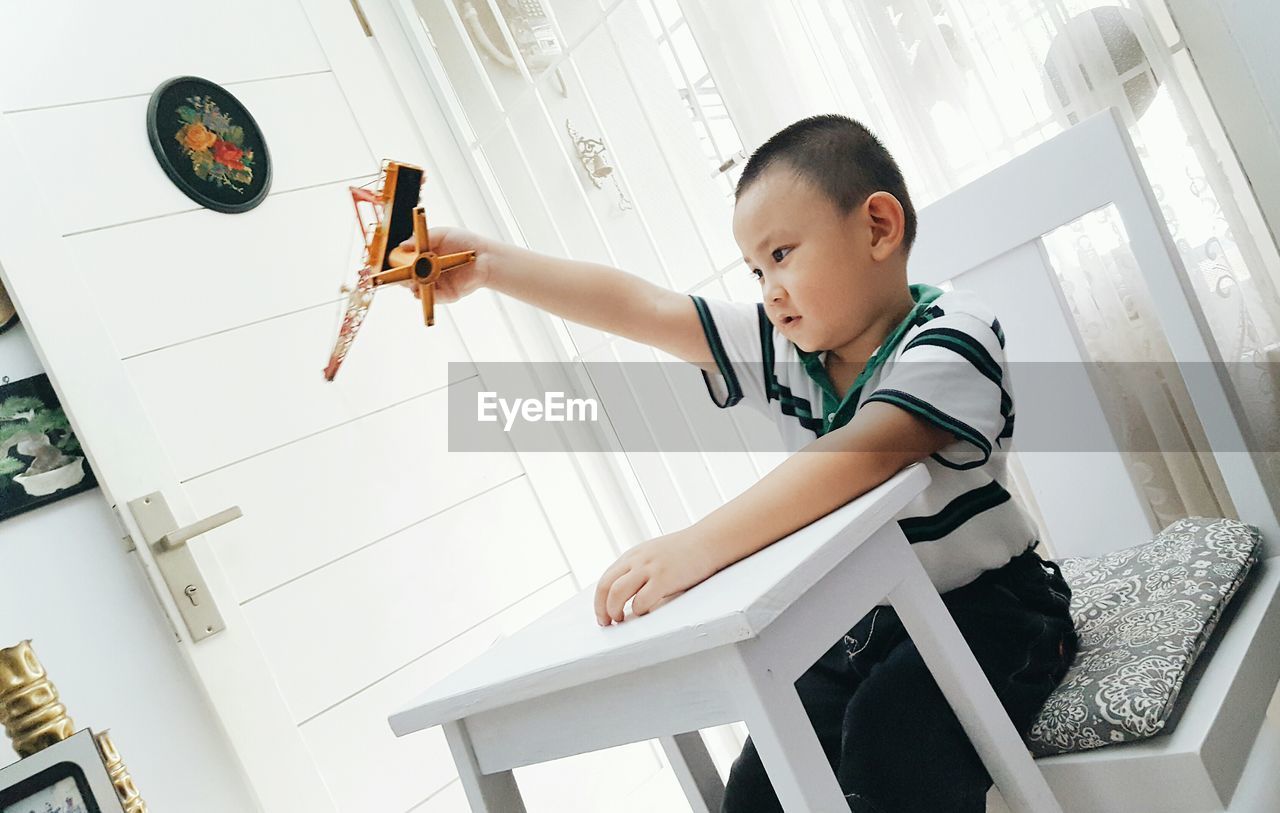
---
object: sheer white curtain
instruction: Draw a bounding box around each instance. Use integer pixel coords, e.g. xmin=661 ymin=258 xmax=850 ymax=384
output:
xmin=680 ymin=0 xmax=1280 ymax=538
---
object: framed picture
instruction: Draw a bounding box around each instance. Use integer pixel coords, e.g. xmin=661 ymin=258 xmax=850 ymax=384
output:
xmin=0 ymin=280 xmax=16 ymax=336
xmin=0 ymin=373 xmax=97 ymax=522
xmin=0 ymin=731 xmax=122 ymax=813
xmin=0 ymin=763 xmax=100 ymax=813
xmin=146 ymin=75 xmax=272 ymax=214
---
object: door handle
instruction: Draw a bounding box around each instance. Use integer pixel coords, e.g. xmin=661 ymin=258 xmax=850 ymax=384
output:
xmin=126 ymin=493 xmax=242 ymax=642
xmin=157 ymin=506 xmax=243 ymax=551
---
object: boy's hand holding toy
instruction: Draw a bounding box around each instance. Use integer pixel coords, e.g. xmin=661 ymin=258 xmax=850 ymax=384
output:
xmin=392 ymin=224 xmax=491 ymax=304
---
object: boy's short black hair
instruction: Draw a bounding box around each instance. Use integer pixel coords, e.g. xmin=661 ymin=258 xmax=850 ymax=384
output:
xmin=735 ymin=114 xmax=918 ymax=257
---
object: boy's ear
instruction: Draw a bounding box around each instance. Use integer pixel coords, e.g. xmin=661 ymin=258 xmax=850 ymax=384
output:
xmin=864 ymin=192 xmax=906 ymax=261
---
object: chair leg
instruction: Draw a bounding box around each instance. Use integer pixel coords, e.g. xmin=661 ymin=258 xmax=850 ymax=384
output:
xmin=886 ymin=549 xmax=1062 ymax=813
xmin=659 ymin=731 xmax=725 ymax=813
xmin=442 ymin=720 xmax=527 ymax=813
xmin=730 ymin=646 xmax=850 ymax=813
xmin=1228 ymin=710 xmax=1280 ymax=812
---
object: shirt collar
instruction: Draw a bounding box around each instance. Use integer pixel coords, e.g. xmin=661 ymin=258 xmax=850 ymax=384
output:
xmin=794 ymin=283 xmax=946 ymax=433
xmin=795 ymin=283 xmax=945 ymax=366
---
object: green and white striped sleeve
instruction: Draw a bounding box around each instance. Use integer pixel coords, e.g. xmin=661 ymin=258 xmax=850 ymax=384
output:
xmin=863 ymin=312 xmax=1013 ymax=469
xmin=687 ymin=294 xmax=772 ymax=413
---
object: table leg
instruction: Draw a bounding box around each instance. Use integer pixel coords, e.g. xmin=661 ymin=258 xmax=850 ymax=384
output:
xmin=886 ymin=553 xmax=1063 ymax=813
xmin=442 ymin=719 xmax=527 ymax=813
xmin=731 ymin=647 xmax=849 ymax=813
xmin=659 ymin=731 xmax=725 ymax=813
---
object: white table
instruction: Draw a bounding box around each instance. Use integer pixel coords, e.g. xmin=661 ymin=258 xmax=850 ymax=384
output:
xmin=388 ymin=464 xmax=1063 ymax=812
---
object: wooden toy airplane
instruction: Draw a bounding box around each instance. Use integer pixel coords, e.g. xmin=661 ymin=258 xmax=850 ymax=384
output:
xmin=323 ymin=160 xmax=476 ymax=381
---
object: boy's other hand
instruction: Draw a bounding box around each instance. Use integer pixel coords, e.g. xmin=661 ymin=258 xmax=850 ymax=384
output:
xmin=594 ymin=529 xmax=722 ymax=626
xmin=394 ymin=225 xmax=493 ymax=303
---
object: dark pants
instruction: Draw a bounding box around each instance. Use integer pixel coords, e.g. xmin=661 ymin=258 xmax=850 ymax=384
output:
xmin=721 ymin=546 xmax=1079 ymax=813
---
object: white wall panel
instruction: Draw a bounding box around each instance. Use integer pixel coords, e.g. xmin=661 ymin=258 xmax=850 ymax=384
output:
xmin=301 ymin=575 xmax=576 ymax=812
xmin=0 ymin=1 xmax=328 ymax=112
xmin=187 ymin=383 xmax=523 ymax=602
xmin=8 ymin=73 xmax=374 ymax=235
xmin=66 ymin=183 xmax=367 ymax=358
xmin=415 ymin=779 xmax=465 ymax=811
xmin=243 ymin=477 xmax=570 ymax=722
xmin=122 ymin=297 xmax=472 ymax=480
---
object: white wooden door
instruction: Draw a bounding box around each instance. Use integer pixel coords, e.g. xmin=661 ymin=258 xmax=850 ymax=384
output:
xmin=0 ymin=2 xmax=637 ymax=811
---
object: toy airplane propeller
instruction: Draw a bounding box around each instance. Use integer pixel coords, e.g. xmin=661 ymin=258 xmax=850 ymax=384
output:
xmin=323 ymin=160 xmax=476 ymax=381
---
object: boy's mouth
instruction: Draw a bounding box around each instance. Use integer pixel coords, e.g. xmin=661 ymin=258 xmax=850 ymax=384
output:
xmin=781 ymin=315 xmax=800 ymax=327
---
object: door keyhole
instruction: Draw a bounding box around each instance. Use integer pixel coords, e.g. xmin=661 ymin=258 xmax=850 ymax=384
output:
xmin=184 ymin=585 xmax=200 ymax=607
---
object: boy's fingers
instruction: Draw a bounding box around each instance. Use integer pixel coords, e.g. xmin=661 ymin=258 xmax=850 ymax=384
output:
xmin=631 ymin=581 xmax=661 ymax=616
xmin=594 ymin=561 xmax=631 ymax=623
xmin=606 ymin=570 xmax=648 ymax=624
xmin=596 ymin=571 xmax=625 ymax=623
xmin=429 ymin=226 xmax=451 ymax=251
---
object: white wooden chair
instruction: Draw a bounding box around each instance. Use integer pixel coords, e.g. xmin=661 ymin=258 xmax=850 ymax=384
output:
xmin=906 ymin=106 xmax=1280 ymax=812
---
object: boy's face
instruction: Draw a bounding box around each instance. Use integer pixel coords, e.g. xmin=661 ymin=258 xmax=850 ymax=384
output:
xmin=732 ymin=166 xmax=906 ymax=355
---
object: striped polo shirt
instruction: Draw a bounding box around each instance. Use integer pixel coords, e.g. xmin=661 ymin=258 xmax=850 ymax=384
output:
xmin=688 ymin=285 xmax=1040 ymax=598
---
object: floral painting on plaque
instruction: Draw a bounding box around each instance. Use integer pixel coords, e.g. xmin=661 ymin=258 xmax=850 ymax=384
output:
xmin=146 ymin=75 xmax=272 ymax=213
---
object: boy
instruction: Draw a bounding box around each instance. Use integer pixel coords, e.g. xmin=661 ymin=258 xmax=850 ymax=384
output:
xmin=403 ymin=114 xmax=1078 ymax=812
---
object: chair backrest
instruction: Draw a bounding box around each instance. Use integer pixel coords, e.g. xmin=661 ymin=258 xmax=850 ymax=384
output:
xmin=909 ymin=107 xmax=1280 ymax=560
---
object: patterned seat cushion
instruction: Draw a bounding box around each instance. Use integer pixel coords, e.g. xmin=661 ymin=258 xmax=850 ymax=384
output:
xmin=1026 ymin=517 xmax=1263 ymax=757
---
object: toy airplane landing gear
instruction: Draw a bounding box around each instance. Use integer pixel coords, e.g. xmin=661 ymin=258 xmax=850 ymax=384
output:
xmin=323 ymin=160 xmax=476 ymax=381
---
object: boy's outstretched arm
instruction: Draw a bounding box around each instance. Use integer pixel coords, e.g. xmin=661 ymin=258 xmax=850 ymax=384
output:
xmin=594 ymin=402 xmax=956 ymax=625
xmin=483 ymin=241 xmax=720 ymax=373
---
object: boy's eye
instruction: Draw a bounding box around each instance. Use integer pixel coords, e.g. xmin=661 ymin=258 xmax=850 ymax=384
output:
xmin=750 ymin=268 xmax=763 ymax=280
xmin=771 ymin=247 xmax=791 ymax=263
